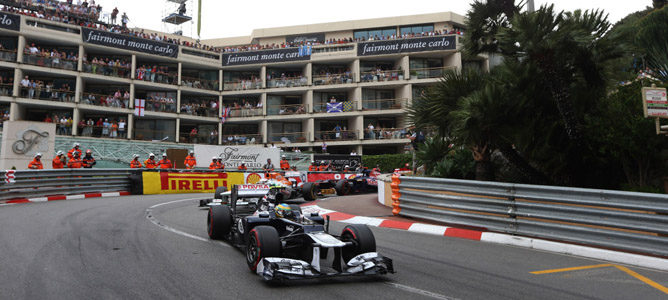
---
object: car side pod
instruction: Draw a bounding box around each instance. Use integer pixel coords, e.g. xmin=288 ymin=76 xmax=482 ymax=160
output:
xmin=255 ymin=252 xmax=394 ymax=281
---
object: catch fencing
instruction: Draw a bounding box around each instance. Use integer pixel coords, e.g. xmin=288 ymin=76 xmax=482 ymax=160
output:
xmin=391 ymin=175 xmax=668 ymax=257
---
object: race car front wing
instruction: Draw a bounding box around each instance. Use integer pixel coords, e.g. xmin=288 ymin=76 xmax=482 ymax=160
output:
xmin=256 ymin=252 xmax=394 ymax=281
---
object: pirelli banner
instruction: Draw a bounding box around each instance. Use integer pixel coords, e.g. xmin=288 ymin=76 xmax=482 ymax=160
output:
xmin=357 ymin=35 xmax=456 ymax=56
xmin=82 ymin=28 xmax=179 ymax=58
xmin=142 ymin=171 xmax=271 ymax=194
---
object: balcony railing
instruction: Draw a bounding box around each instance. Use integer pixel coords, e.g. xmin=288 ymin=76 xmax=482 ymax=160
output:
xmin=23 ymin=53 xmax=77 ymax=71
xmin=267 ymin=104 xmax=307 ymax=116
xmin=0 ymin=49 xmax=17 ymax=62
xmin=364 ymin=127 xmax=411 ymax=140
xmin=78 ymin=124 xmax=128 ymax=139
xmin=80 ymin=92 xmax=130 ymax=108
xmin=315 ymin=130 xmax=358 ymax=141
xmin=268 ymin=131 xmax=307 ymax=144
xmin=181 ymin=75 xmax=219 ymax=91
xmin=83 ymin=62 xmax=131 ymax=79
xmin=136 ymin=70 xmax=178 ymax=85
xmin=144 ymin=97 xmax=177 ymax=113
xmin=314 ymin=101 xmax=357 ymax=113
xmin=179 ymin=102 xmax=218 ymax=117
xmin=179 ymin=132 xmax=219 ymax=145
xmin=0 ymin=83 xmax=13 ymax=96
xmin=222 ymin=134 xmax=262 ymax=145
xmin=228 ymin=107 xmax=263 ymax=118
xmin=312 ymin=72 xmax=354 ymax=86
xmin=411 ymin=66 xmax=456 ymax=79
xmin=360 ymin=69 xmax=404 ymax=82
xmin=21 ymin=87 xmax=75 ymax=102
xmin=362 ymin=98 xmax=406 ymax=111
xmin=267 ymin=76 xmax=308 ymax=88
xmin=223 ymin=79 xmax=262 ymax=91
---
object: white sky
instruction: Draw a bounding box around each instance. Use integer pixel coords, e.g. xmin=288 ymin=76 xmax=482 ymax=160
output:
xmin=91 ymin=0 xmax=651 ymax=40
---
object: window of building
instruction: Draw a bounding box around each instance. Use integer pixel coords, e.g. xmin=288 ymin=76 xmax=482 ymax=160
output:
xmin=134 ymin=119 xmax=176 ymax=142
xmin=354 ymin=27 xmax=396 ymax=40
xmin=400 ymin=24 xmax=435 ymax=36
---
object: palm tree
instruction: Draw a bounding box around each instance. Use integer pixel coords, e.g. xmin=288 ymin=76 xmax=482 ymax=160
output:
xmin=496 ymin=5 xmax=624 ymax=144
xmin=408 ymin=70 xmax=486 ymax=137
xmin=464 ymin=0 xmax=522 ymax=55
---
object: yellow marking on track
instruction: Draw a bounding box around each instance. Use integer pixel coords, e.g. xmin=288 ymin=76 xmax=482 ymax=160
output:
xmin=613 ymin=265 xmax=668 ymax=295
xmin=530 ymin=264 xmax=613 ymax=274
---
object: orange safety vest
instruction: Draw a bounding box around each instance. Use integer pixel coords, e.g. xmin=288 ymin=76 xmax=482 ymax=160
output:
xmin=184 ymin=155 xmax=197 ymax=169
xmin=309 ymin=165 xmax=318 ymax=171
xmin=237 ymin=165 xmax=247 ymax=171
xmin=144 ymin=159 xmax=157 ymax=169
xmin=28 ymin=159 xmax=44 ymax=169
xmin=216 ymin=161 xmax=224 ymax=169
xmin=209 ymin=162 xmax=217 ymax=170
xmin=82 ymin=156 xmax=96 ymax=168
xmin=280 ymin=159 xmax=290 ymax=170
xmin=67 ymin=148 xmax=81 ymax=160
xmin=158 ymin=159 xmax=172 ymax=169
xmin=318 ymin=165 xmax=327 ymax=171
xmin=52 ymin=157 xmax=65 ymax=169
xmin=67 ymin=158 xmax=83 ymax=168
xmin=130 ymin=159 xmax=143 ymax=168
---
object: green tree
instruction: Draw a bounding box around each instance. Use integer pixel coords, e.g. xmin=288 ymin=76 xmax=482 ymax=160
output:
xmin=637 ymin=6 xmax=668 ymax=82
xmin=463 ymin=0 xmax=522 ymax=55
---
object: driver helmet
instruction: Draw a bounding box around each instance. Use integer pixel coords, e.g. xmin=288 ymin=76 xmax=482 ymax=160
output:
xmin=133 ymin=154 xmax=140 ymax=159
xmin=274 ymin=203 xmax=294 ymax=220
xmin=56 ymin=151 xmax=63 ymax=156
xmin=212 ymin=156 xmax=217 ymax=160
xmin=35 ymin=152 xmax=42 ymax=158
xmin=73 ymin=143 xmax=80 ymax=148
xmin=149 ymin=153 xmax=155 ymax=158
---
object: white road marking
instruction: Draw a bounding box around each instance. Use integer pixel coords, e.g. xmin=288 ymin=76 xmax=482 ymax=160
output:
xmin=145 ymin=197 xmax=230 ymax=247
xmin=385 ymin=282 xmax=459 ymax=300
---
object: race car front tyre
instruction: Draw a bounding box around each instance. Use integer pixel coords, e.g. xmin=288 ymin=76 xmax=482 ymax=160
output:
xmin=301 ymin=182 xmax=318 ymax=201
xmin=335 ymin=180 xmax=351 ymax=196
xmin=214 ymin=186 xmax=227 ymax=199
xmin=207 ymin=205 xmax=232 ymax=240
xmin=246 ymin=226 xmax=281 ymax=272
xmin=341 ymin=224 xmax=376 ymax=262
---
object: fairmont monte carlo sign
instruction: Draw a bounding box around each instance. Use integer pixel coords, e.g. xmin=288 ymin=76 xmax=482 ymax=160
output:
xmin=357 ymin=35 xmax=457 ymax=56
xmin=81 ymin=28 xmax=179 ymax=58
xmin=0 ymin=12 xmax=20 ymax=31
xmin=222 ymin=47 xmax=311 ymax=66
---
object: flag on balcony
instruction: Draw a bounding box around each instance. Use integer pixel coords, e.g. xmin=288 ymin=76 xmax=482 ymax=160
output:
xmin=220 ymin=107 xmax=231 ymax=123
xmin=342 ymin=101 xmax=354 ymax=112
xmin=326 ymin=102 xmax=342 ymax=113
xmin=298 ymin=44 xmax=312 ymax=57
xmin=134 ymin=99 xmax=145 ymax=117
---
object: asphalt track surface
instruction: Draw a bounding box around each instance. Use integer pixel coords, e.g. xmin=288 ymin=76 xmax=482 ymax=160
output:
xmin=0 ymin=194 xmax=667 ymax=299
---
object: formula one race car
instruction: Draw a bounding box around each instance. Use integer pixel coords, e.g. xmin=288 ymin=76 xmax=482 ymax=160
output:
xmin=206 ymin=184 xmax=394 ymax=281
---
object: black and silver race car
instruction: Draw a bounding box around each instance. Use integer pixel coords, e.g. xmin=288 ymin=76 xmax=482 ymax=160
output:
xmin=206 ymin=184 xmax=394 ymax=281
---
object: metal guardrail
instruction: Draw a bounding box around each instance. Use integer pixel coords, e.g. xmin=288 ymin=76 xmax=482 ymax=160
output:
xmin=393 ymin=176 xmax=668 ymax=257
xmin=0 ymin=169 xmax=133 ymax=201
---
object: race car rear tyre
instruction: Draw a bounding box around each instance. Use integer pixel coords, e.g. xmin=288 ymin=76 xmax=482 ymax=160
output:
xmin=301 ymin=182 xmax=318 ymax=201
xmin=246 ymin=226 xmax=281 ymax=272
xmin=335 ymin=180 xmax=351 ymax=196
xmin=341 ymin=224 xmax=376 ymax=263
xmin=207 ymin=205 xmax=232 ymax=240
xmin=214 ymin=186 xmax=227 ymax=199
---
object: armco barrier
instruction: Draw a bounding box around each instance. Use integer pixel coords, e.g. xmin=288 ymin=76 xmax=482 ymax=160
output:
xmin=0 ymin=169 xmax=134 ymax=201
xmin=394 ymin=176 xmax=668 ymax=257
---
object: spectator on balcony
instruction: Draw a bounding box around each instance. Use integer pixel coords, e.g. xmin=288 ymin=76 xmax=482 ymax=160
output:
xmin=111 ymin=7 xmax=118 ymax=24
xmin=102 ymin=118 xmax=110 ymax=137
xmin=189 ymin=127 xmax=198 ymax=143
xmin=121 ymin=12 xmax=129 ymax=28
xmin=118 ymin=119 xmax=126 ymax=138
xmin=334 ymin=124 xmax=342 ymax=139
